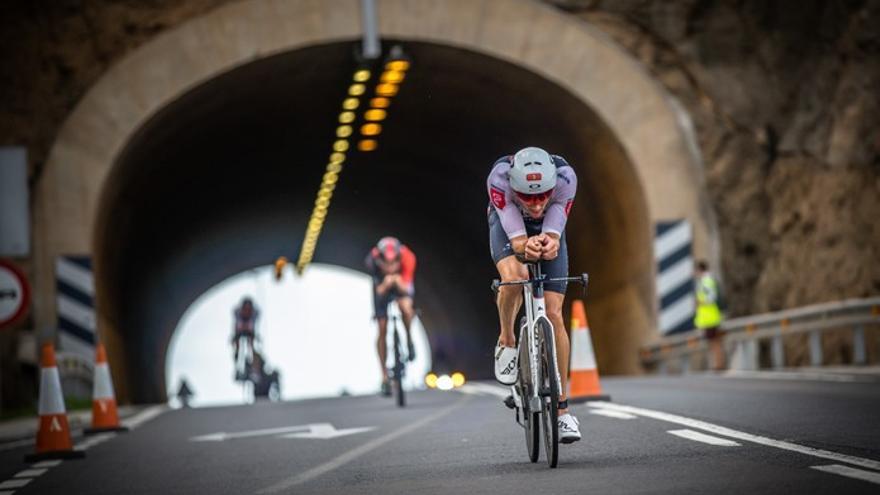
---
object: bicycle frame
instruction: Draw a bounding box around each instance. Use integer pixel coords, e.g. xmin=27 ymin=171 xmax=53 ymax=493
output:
xmin=494 ymin=265 xmax=588 ymax=414
xmin=520 ymin=264 xmax=555 ymax=413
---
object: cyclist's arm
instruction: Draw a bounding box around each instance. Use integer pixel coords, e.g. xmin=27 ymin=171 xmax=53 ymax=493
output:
xmin=487 ymin=166 xmax=527 ymax=240
xmin=541 ymin=167 xmax=577 ymax=237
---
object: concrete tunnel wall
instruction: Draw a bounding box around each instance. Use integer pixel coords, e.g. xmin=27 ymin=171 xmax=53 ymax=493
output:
xmin=33 ymin=0 xmax=715 ymax=403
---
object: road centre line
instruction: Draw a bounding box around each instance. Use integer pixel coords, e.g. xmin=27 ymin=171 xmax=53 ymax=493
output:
xmin=668 ymin=429 xmax=741 ymax=446
xmin=812 ymin=464 xmax=880 ymax=485
xmin=587 ymin=401 xmax=880 ymax=471
xmin=258 ymin=394 xmax=472 ymax=493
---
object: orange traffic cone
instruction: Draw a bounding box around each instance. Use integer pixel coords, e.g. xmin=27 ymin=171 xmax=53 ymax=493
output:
xmin=84 ymin=342 xmax=128 ymax=435
xmin=24 ymin=343 xmax=85 ymax=461
xmin=568 ymin=300 xmax=610 ymax=403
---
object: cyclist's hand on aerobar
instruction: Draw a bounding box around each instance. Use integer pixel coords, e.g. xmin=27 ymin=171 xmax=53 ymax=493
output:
xmin=524 ymin=236 xmax=543 ymax=261
xmin=538 ymin=234 xmax=560 ymax=260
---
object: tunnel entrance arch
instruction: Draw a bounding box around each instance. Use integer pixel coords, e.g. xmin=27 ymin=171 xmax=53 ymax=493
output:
xmin=34 ymin=0 xmax=715 ymax=402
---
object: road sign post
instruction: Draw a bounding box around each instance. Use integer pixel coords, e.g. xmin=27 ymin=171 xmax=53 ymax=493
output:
xmin=0 ymin=258 xmax=30 ymax=330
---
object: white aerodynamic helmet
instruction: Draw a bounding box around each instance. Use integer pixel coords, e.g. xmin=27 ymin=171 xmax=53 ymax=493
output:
xmin=509 ymin=147 xmax=556 ymax=195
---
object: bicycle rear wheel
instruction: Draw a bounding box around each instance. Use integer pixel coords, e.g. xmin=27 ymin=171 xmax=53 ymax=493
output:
xmin=538 ymin=319 xmax=560 ymax=468
xmin=518 ymin=329 xmax=539 ymax=463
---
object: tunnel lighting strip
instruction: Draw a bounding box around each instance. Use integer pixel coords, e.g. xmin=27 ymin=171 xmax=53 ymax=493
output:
xmin=292 ymin=51 xmax=411 ymax=275
xmin=357 ymin=56 xmax=409 ymax=152
xmin=294 ymin=68 xmax=372 ymax=274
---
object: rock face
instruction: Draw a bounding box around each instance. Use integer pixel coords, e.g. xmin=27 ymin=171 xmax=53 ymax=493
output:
xmin=0 ymin=0 xmax=878 ymax=370
xmin=562 ymin=0 xmax=880 ymax=321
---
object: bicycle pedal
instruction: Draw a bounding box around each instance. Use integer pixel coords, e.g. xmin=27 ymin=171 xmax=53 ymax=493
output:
xmin=503 ymin=394 xmax=516 ymax=410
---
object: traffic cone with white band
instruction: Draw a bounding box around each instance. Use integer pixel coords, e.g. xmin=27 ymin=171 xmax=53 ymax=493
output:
xmin=24 ymin=343 xmax=85 ymax=461
xmin=568 ymin=300 xmax=610 ymax=403
xmin=84 ymin=342 xmax=128 ymax=435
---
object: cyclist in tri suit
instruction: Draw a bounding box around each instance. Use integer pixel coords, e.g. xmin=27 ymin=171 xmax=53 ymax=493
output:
xmin=365 ymin=237 xmax=417 ymax=396
xmin=487 ymin=146 xmax=581 ymax=443
xmin=231 ymin=296 xmax=258 ymax=362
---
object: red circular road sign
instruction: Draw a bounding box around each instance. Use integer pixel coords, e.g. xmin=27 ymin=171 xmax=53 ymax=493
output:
xmin=0 ymin=259 xmax=30 ymax=329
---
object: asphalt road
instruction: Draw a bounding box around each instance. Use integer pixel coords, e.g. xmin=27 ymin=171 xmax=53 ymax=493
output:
xmin=2 ymin=373 xmax=879 ymax=494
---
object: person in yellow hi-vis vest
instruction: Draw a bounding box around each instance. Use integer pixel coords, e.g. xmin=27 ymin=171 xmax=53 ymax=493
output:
xmin=694 ymin=260 xmax=725 ymax=370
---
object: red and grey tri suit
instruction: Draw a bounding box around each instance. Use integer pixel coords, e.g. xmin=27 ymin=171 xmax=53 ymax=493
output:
xmin=365 ymin=245 xmax=417 ymax=319
xmin=486 ymin=154 xmax=577 ymax=294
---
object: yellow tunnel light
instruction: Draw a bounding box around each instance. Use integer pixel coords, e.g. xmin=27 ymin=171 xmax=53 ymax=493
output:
xmin=333 ymin=139 xmax=349 ymax=152
xmin=336 ymin=125 xmax=352 ymax=138
xmin=370 ymin=97 xmax=390 ymax=109
xmin=358 ymin=139 xmax=378 ymax=152
xmin=339 ymin=111 xmax=355 ymax=124
xmin=385 ymin=60 xmax=410 ymax=72
xmin=328 ymin=162 xmax=343 ymax=173
xmin=353 ymin=69 xmax=371 ymax=82
xmin=348 ymin=83 xmax=366 ymax=96
xmin=323 ymin=171 xmax=339 ymax=185
xmin=425 ymin=373 xmax=438 ymax=389
xmin=381 ymin=70 xmax=405 ymax=84
xmin=329 ymin=152 xmax=345 ymax=165
xmin=361 ymin=123 xmax=382 ymax=136
xmin=343 ymin=97 xmax=359 ymax=110
xmin=451 ymin=372 xmax=466 ymax=387
xmin=364 ymin=109 xmax=386 ymax=122
xmin=376 ymin=83 xmax=398 ymax=97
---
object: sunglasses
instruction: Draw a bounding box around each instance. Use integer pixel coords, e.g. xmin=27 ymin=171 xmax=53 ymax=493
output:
xmin=515 ymin=189 xmax=554 ymax=204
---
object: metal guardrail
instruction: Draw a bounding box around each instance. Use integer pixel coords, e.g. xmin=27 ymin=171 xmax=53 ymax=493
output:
xmin=641 ymin=297 xmax=880 ymax=373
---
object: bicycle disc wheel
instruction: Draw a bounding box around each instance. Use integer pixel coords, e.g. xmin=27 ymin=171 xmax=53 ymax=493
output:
xmin=538 ymin=319 xmax=560 ymax=468
xmin=518 ymin=332 xmax=539 ymax=463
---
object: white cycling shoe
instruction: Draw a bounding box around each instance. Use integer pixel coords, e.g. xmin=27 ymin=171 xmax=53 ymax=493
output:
xmin=558 ymin=413 xmax=581 ymax=444
xmin=494 ymin=345 xmax=518 ymax=385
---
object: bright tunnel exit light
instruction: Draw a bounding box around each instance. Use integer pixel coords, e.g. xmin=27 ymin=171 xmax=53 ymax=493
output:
xmin=436 ymin=375 xmax=454 ymax=391
xmin=166 ymin=264 xmax=433 ymax=407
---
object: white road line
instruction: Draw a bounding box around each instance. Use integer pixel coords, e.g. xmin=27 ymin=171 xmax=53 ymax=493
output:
xmin=75 ymin=432 xmax=116 ymax=451
xmin=668 ymin=429 xmax=741 ymax=446
xmin=123 ymin=404 xmax=167 ymax=429
xmin=589 ymin=409 xmax=636 ymax=420
xmin=0 ymin=490 xmax=14 ymax=495
xmin=588 ymin=401 xmax=880 ymax=471
xmin=14 ymin=468 xmax=47 ymax=478
xmin=723 ymin=370 xmax=869 ymax=383
xmin=0 ymin=438 xmax=34 ymax=452
xmin=0 ymin=478 xmax=31 ymax=489
xmin=812 ymin=464 xmax=880 ymax=485
xmin=459 ymin=383 xmax=509 ymax=398
xmin=258 ymin=395 xmax=472 ymax=493
xmin=32 ymin=460 xmax=62 ymax=468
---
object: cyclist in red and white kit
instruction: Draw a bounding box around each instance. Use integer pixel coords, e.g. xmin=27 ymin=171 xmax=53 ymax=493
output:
xmin=366 ymin=237 xmax=417 ymax=396
xmin=487 ymin=146 xmax=581 ymax=443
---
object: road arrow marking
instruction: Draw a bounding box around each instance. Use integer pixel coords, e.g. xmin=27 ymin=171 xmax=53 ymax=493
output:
xmin=190 ymin=423 xmax=374 ymax=442
xmin=281 ymin=424 xmax=375 ymax=439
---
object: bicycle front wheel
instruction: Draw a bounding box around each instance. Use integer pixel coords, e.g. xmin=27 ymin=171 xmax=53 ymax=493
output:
xmin=518 ymin=328 xmax=539 ymax=463
xmin=538 ymin=318 xmax=560 ymax=468
xmin=393 ymin=330 xmax=406 ymax=407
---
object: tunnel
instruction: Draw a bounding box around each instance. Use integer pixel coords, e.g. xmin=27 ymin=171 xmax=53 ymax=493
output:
xmin=94 ymin=40 xmax=653 ymax=403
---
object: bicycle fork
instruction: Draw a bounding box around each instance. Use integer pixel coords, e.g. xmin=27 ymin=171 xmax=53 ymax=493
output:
xmin=523 ymin=284 xmax=543 ymax=413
